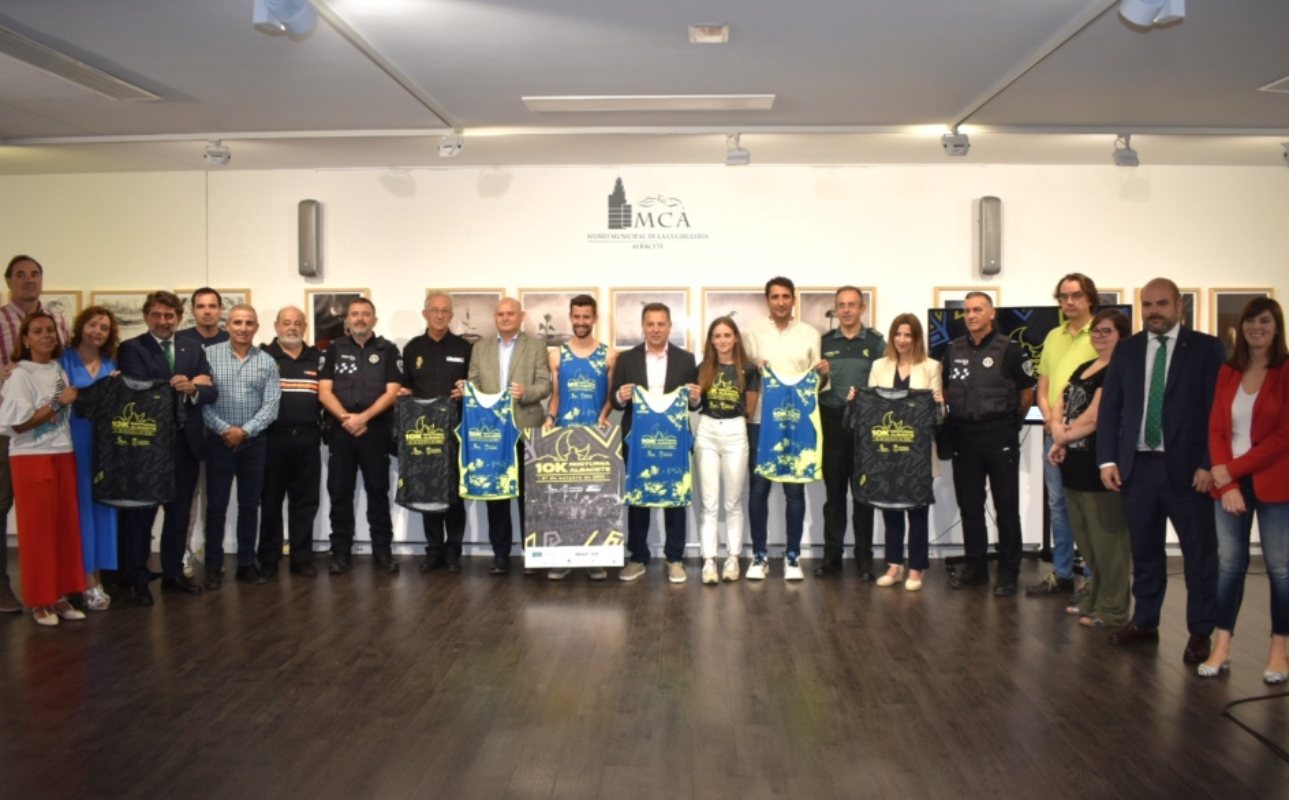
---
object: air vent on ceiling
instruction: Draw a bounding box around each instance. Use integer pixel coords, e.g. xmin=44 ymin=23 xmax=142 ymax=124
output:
xmin=523 ymin=94 xmax=774 ymax=112
xmin=1258 ymin=74 xmax=1289 ymax=94
xmin=0 ymin=25 xmax=159 ymax=101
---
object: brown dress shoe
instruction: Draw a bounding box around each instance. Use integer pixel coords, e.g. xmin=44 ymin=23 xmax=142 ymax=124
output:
xmin=1183 ymin=634 xmax=1212 ymax=664
xmin=1108 ymin=623 xmax=1159 ymax=647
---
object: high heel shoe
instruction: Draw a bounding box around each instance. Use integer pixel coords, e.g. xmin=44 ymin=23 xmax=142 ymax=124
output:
xmin=1196 ymin=659 xmax=1230 ymax=678
xmin=1264 ymin=669 xmax=1289 ymax=685
xmin=876 ymin=566 xmax=904 ymax=588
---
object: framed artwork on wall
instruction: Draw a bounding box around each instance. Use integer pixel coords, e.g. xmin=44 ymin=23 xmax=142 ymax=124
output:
xmin=1133 ymin=286 xmax=1200 ymax=332
xmin=1097 ymin=288 xmax=1123 ymax=306
xmin=610 ymin=288 xmax=690 ymax=350
xmin=89 ymin=291 xmax=152 ymax=340
xmin=1210 ymin=287 xmax=1275 ymax=358
xmin=518 ymin=288 xmax=599 ymax=348
xmin=933 ymin=286 xmax=1001 ymax=309
xmin=175 ymin=287 xmax=252 ymax=329
xmin=700 ymin=288 xmax=764 ymax=342
xmin=306 ymin=288 xmax=369 ymax=351
xmin=438 ymin=289 xmax=503 ymax=345
xmin=40 ymin=290 xmax=83 ymax=323
xmin=798 ymin=286 xmax=876 ymax=334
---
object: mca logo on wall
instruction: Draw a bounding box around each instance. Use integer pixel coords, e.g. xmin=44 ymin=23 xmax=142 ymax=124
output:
xmin=588 ymin=177 xmax=710 ymax=250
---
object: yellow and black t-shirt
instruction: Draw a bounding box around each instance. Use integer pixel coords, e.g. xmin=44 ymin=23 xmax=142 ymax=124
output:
xmin=72 ymin=375 xmax=179 ymax=508
xmin=700 ymin=362 xmax=759 ymax=420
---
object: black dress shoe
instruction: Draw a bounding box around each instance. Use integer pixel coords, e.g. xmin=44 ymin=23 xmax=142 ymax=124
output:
xmin=161 ymin=575 xmax=203 ymax=595
xmin=374 ymin=553 xmax=400 ymax=575
xmin=258 ymin=561 xmax=280 ymax=581
xmin=490 ymin=560 xmax=510 ymax=575
xmin=446 ymin=560 xmax=462 ymax=574
xmin=813 ymin=559 xmax=843 ymax=578
xmin=419 ymin=558 xmax=443 ymax=573
xmin=993 ymin=576 xmax=1019 ymax=597
xmin=329 ymin=552 xmax=351 ymax=575
xmin=236 ymin=565 xmax=268 ymax=585
xmin=1108 ymin=623 xmax=1160 ymax=647
xmin=129 ymin=586 xmax=154 ymax=606
xmin=855 ymin=559 xmax=876 ymax=582
xmin=949 ymin=569 xmax=990 ymax=589
xmin=1183 ymin=634 xmax=1212 ymax=663
xmin=290 ymin=562 xmax=318 ymax=577
xmin=205 ymin=569 xmax=224 ymax=591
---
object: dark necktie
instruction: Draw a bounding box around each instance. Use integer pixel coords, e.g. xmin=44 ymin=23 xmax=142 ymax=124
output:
xmin=1144 ymin=335 xmax=1167 ymax=450
xmin=161 ymin=339 xmax=175 ymax=373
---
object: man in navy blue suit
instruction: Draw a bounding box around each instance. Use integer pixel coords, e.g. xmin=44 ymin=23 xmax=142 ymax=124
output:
xmin=1097 ymin=278 xmax=1223 ymax=662
xmin=116 ymin=290 xmax=217 ymax=604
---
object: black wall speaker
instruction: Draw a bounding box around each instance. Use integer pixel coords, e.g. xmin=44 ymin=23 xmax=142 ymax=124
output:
xmin=979 ymin=196 xmax=1001 ymax=276
xmin=298 ymin=199 xmax=321 ymax=278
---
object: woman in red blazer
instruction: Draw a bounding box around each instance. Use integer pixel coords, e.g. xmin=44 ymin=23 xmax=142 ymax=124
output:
xmin=1203 ymin=297 xmax=1289 ymax=683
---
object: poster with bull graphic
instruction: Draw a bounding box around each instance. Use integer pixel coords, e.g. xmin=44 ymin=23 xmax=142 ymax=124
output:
xmin=523 ymin=424 xmax=627 ymax=568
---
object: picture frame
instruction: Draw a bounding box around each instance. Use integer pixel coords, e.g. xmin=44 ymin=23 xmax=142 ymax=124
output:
xmin=174 ymin=287 xmax=252 ymax=330
xmin=1210 ymin=287 xmax=1275 ymax=358
xmin=89 ymin=290 xmax=152 ymax=340
xmin=306 ymin=288 xmax=369 ymax=351
xmin=1133 ymin=286 xmax=1201 ymax=332
xmin=1096 ymin=289 xmax=1123 ymax=306
xmin=40 ymin=290 xmax=83 ymax=323
xmin=518 ymin=288 xmax=599 ymax=348
xmin=610 ymin=287 xmax=690 ymax=351
xmin=701 ymin=288 xmax=765 ymax=342
xmin=934 ymin=286 xmax=1001 ymax=310
xmin=441 ymin=289 xmax=503 ymax=345
xmin=798 ymin=286 xmax=876 ymax=335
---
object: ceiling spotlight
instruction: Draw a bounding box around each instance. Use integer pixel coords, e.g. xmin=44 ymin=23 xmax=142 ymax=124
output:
xmin=253 ymin=0 xmax=317 ymax=37
xmin=438 ymin=133 xmax=464 ymax=158
xmin=1113 ymin=134 xmax=1139 ymax=167
xmin=941 ymin=131 xmax=970 ymax=157
xmin=203 ymin=139 xmax=231 ymax=167
xmin=725 ymin=133 xmax=750 ymax=166
xmin=1119 ymin=0 xmax=1185 ymax=28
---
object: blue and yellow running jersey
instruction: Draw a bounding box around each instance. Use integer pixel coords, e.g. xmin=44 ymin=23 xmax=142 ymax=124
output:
xmin=624 ymin=386 xmax=693 ymax=507
xmin=458 ymin=383 xmax=522 ymax=500
xmin=754 ymin=367 xmax=822 ymax=483
xmin=556 ymin=343 xmax=609 ymax=426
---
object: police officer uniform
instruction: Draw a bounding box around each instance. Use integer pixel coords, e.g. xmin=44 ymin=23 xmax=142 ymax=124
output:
xmin=941 ymin=329 xmax=1035 ymax=593
xmin=258 ymin=339 xmax=325 ymax=577
xmin=319 ymin=334 xmax=403 ymax=571
xmin=401 ymin=329 xmax=471 ymax=571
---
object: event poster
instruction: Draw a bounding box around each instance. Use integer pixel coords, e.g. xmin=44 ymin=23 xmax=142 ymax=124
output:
xmin=523 ymin=424 xmax=627 ymax=568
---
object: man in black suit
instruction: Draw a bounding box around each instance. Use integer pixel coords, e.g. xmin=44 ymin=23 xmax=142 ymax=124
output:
xmin=1097 ymin=277 xmax=1223 ymax=662
xmin=116 ymin=290 xmax=217 ymax=604
xmin=609 ymin=302 xmax=698 ymax=583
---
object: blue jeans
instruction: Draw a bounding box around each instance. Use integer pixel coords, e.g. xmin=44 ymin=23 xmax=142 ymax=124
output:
xmin=205 ymin=433 xmax=268 ymax=569
xmin=1214 ymin=479 xmax=1289 ymax=636
xmin=747 ymin=423 xmax=805 ymax=559
xmin=1043 ymin=432 xmax=1080 ymax=579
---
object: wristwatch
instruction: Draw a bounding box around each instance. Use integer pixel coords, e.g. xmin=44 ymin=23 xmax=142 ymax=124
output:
xmin=49 ymin=397 xmax=61 ymax=413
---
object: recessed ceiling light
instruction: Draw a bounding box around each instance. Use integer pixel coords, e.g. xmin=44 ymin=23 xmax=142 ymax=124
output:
xmin=523 ymin=94 xmax=773 ymax=112
xmin=689 ymin=24 xmax=730 ymax=44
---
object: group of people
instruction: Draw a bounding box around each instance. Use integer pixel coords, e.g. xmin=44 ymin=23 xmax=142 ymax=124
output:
xmin=1 ymin=257 xmax=1285 ymax=684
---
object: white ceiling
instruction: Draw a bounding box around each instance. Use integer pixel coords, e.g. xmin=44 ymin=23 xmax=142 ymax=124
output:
xmin=0 ymin=0 xmax=1287 ymax=173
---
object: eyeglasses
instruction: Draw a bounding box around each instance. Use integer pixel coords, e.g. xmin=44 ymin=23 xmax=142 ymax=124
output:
xmin=1090 ymin=327 xmax=1117 ymax=337
xmin=1057 ymin=291 xmax=1086 ymax=302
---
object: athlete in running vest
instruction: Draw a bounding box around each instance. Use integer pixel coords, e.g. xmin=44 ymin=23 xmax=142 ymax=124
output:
xmin=543 ymin=293 xmax=616 ymax=581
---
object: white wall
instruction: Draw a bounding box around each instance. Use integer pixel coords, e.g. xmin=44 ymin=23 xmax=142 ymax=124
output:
xmin=4 ymin=163 xmax=1286 ymax=559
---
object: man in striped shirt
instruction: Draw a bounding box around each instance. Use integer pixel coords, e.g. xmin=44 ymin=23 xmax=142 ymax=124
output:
xmin=0 ymin=254 xmax=70 ymax=614
xmin=200 ymin=304 xmax=281 ymax=588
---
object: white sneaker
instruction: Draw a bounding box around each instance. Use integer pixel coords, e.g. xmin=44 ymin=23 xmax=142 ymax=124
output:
xmin=182 ymin=549 xmax=196 ymax=579
xmin=701 ymin=558 xmax=719 ymax=585
xmin=746 ymin=556 xmax=768 ymax=581
xmin=722 ymin=556 xmax=741 ymax=582
xmin=784 ymin=557 xmax=805 ymax=581
xmin=667 ymin=561 xmax=687 ymax=584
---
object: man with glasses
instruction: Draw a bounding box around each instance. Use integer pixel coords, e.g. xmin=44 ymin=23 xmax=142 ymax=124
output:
xmin=1028 ymin=273 xmax=1099 ymax=599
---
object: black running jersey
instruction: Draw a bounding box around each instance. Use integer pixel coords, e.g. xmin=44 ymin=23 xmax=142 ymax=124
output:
xmin=395 ymin=396 xmax=458 ymax=512
xmin=851 ymin=387 xmax=937 ymax=509
xmin=72 ymin=375 xmax=180 ymax=508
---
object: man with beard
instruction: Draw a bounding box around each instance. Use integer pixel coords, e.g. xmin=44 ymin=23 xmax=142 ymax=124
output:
xmin=176 ymin=287 xmax=228 ymax=579
xmin=1098 ymin=278 xmax=1223 ymax=662
xmin=318 ymin=298 xmax=403 ymax=575
xmin=543 ymin=293 xmax=616 ymax=581
xmin=258 ymin=306 xmax=325 ymax=578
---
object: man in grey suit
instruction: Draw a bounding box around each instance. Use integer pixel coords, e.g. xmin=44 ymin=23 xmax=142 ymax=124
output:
xmin=466 ymin=297 xmax=551 ymax=573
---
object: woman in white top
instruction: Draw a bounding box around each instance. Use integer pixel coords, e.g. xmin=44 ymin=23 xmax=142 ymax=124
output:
xmin=865 ymin=314 xmax=943 ymax=591
xmin=0 ymin=312 xmax=84 ymax=626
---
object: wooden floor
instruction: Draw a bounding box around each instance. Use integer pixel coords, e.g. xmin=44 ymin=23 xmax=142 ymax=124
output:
xmin=2 ymin=550 xmax=1287 ymax=800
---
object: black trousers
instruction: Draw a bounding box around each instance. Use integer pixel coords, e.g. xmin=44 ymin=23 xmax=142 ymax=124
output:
xmin=1122 ymin=455 xmax=1218 ymax=634
xmin=820 ymin=404 xmax=875 ymax=565
xmin=949 ymin=421 xmax=1022 ymax=579
xmin=327 ymin=422 xmax=394 ymax=555
xmin=259 ymin=426 xmax=322 ymax=566
xmin=422 ymin=500 xmax=466 ymax=563
xmin=119 ymin=445 xmax=201 ymax=589
xmin=485 ymin=440 xmax=525 ymax=563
